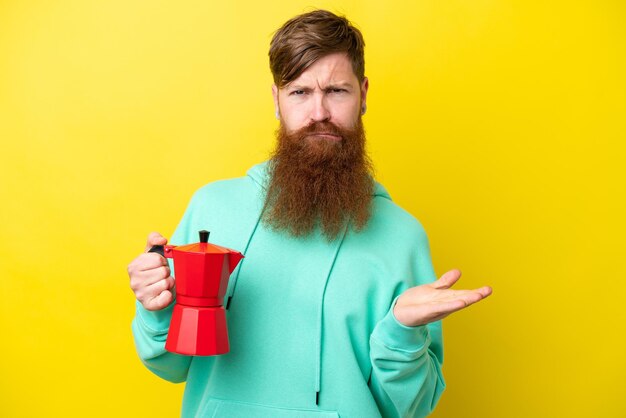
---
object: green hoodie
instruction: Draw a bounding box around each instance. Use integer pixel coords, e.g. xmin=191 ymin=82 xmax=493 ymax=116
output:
xmin=132 ymin=161 xmax=445 ymax=417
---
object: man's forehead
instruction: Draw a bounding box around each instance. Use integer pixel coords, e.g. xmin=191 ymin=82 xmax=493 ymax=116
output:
xmin=281 ymin=52 xmax=358 ymax=89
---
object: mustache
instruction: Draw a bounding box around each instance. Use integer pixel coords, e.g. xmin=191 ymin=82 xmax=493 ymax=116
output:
xmin=295 ymin=121 xmax=345 ymax=138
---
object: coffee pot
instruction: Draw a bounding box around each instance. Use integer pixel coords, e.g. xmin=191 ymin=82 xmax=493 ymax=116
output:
xmin=150 ymin=230 xmax=243 ymax=356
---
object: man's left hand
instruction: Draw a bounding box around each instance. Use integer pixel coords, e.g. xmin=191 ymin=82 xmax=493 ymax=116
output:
xmin=393 ymin=269 xmax=492 ymax=327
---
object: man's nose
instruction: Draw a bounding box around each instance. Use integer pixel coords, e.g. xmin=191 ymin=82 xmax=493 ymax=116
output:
xmin=310 ymin=94 xmax=331 ymax=122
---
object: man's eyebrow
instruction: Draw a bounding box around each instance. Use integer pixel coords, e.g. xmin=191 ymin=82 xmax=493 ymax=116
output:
xmin=326 ymin=82 xmax=353 ymax=90
xmin=285 ymin=85 xmax=311 ymax=91
xmin=286 ymin=82 xmax=354 ymax=90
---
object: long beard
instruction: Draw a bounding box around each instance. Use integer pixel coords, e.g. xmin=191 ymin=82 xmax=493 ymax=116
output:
xmin=262 ymin=117 xmax=374 ymax=241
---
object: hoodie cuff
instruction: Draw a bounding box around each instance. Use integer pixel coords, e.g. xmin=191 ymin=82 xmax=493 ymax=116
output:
xmin=135 ymin=300 xmax=175 ymax=335
xmin=371 ymin=296 xmax=430 ymax=352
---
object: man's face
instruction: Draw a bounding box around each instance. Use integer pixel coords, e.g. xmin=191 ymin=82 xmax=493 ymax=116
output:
xmin=264 ymin=52 xmax=373 ymax=240
xmin=272 ymin=52 xmax=368 ymax=136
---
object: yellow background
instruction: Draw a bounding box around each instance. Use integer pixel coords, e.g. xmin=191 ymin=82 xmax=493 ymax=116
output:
xmin=1 ymin=1 xmax=624 ymax=417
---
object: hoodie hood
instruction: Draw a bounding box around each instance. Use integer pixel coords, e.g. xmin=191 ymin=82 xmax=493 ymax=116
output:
xmin=246 ymin=160 xmax=392 ymax=200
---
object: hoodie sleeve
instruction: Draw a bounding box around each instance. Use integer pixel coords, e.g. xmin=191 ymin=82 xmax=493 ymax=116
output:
xmin=368 ymin=220 xmax=446 ymax=418
xmin=131 ymin=300 xmax=192 ymax=383
xmin=130 ymin=193 xmax=199 ymax=383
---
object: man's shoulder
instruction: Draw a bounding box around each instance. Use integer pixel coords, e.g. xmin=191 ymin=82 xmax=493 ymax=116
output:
xmin=190 ymin=175 xmax=257 ymax=202
xmin=355 ymin=195 xmax=431 ymax=256
xmin=180 ymin=175 xmax=263 ymax=220
xmin=371 ymin=195 xmax=427 ymax=235
xmin=172 ymin=175 xmax=263 ymax=246
xmin=189 ymin=161 xmax=267 ymax=203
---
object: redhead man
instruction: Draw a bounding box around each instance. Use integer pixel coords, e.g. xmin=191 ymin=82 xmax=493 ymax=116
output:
xmin=128 ymin=9 xmax=492 ymax=418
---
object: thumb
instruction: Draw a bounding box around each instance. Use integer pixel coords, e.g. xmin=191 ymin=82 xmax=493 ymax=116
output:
xmin=145 ymin=231 xmax=168 ymax=252
xmin=431 ymin=269 xmax=462 ymax=290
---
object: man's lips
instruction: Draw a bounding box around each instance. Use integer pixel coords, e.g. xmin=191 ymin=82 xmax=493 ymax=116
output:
xmin=307 ymin=132 xmax=342 ymax=141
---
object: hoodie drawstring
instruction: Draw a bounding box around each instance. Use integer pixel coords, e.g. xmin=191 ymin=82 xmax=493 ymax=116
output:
xmin=225 ymin=208 xmax=264 ymax=310
xmin=314 ymin=223 xmax=349 ymax=405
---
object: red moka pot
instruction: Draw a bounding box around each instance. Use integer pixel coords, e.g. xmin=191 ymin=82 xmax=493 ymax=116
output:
xmin=150 ymin=230 xmax=243 ymax=356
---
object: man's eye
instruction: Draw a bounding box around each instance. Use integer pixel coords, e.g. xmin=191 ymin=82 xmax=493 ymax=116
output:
xmin=290 ymin=90 xmax=305 ymax=95
xmin=330 ymin=88 xmax=346 ymax=93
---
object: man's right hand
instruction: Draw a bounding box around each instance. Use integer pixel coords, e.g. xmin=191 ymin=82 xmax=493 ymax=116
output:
xmin=128 ymin=232 xmax=176 ymax=311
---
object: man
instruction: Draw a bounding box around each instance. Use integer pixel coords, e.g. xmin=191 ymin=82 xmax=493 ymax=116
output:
xmin=128 ymin=9 xmax=492 ymax=418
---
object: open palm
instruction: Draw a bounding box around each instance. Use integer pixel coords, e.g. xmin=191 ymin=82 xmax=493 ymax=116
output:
xmin=393 ymin=269 xmax=492 ymax=327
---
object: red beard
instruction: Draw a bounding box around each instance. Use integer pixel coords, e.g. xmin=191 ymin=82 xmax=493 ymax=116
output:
xmin=262 ymin=118 xmax=374 ymax=240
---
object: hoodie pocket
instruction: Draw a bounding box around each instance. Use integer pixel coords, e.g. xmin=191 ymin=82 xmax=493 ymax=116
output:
xmin=198 ymin=398 xmax=340 ymax=418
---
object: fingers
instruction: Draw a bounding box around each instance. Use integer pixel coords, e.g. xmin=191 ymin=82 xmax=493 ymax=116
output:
xmin=137 ymin=277 xmax=176 ymax=311
xmin=142 ymin=275 xmax=175 ymax=298
xmin=134 ymin=252 xmax=169 ymax=270
xmin=431 ymin=271 xmax=493 ymax=300
xmin=396 ymin=301 xmax=464 ymax=327
xmin=431 ymin=269 xmax=462 ymax=290
xmin=127 ymin=232 xmax=175 ymax=311
xmin=145 ymin=289 xmax=174 ymax=311
xmin=395 ymin=284 xmax=493 ymax=326
xmin=441 ymin=287 xmax=493 ymax=306
xmin=129 ymin=261 xmax=170 ymax=288
xmin=478 ymin=286 xmax=493 ymax=298
xmin=128 ymin=252 xmax=171 ymax=300
xmin=145 ymin=232 xmax=168 ymax=252
xmin=399 ymin=297 xmax=477 ymax=326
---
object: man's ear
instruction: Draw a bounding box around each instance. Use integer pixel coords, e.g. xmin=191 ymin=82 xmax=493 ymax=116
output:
xmin=272 ymin=84 xmax=280 ymax=120
xmin=360 ymin=77 xmax=369 ymax=110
